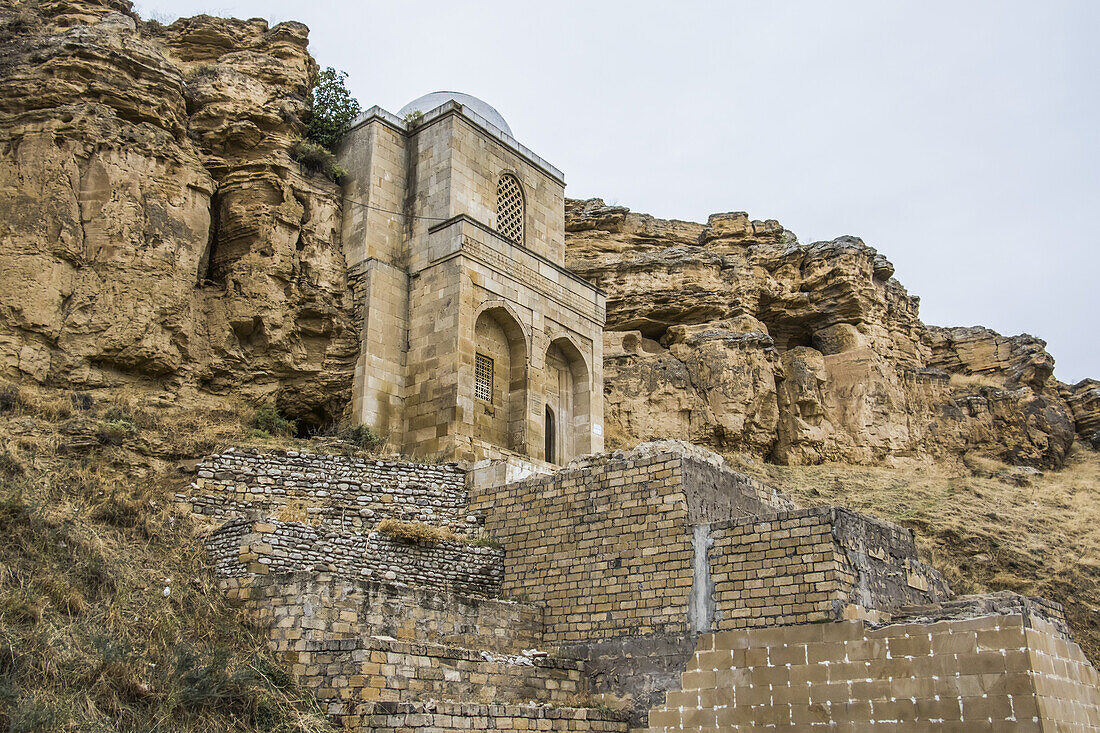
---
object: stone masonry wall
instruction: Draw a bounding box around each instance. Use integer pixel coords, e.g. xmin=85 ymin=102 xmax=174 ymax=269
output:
xmin=470 ymin=451 xmax=696 ymax=643
xmin=207 ymin=517 xmax=502 ymax=597
xmin=709 ymin=507 xmax=950 ymax=631
xmin=220 ymin=571 xmax=542 ymax=655
xmin=643 ymin=608 xmax=1100 ymax=731
xmin=218 ymin=571 xmax=590 ymax=719
xmin=470 ymin=444 xmax=943 ymax=645
xmin=185 ymin=449 xmax=470 ymax=531
xmin=358 ymin=701 xmax=629 ymax=733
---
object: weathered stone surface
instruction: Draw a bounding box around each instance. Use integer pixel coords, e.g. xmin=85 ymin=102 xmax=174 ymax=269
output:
xmin=567 ymin=198 xmax=1085 ymax=468
xmin=0 ymin=0 xmax=357 ymax=425
xmin=1062 ymin=378 xmax=1100 ymax=448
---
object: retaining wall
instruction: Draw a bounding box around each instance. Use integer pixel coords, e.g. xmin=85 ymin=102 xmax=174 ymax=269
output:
xmin=220 ymin=571 xmax=542 ymax=655
xmin=184 ymin=448 xmax=470 ymax=530
xmin=358 ymin=701 xmax=629 ymax=732
xmin=207 ymin=517 xmax=503 ymax=597
xmin=644 ymin=606 xmax=1100 ymax=731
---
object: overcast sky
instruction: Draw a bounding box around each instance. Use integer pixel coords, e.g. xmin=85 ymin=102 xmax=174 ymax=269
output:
xmin=135 ymin=0 xmax=1098 ymax=383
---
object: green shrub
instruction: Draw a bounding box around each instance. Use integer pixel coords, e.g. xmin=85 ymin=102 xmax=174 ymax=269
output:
xmin=305 ymin=67 xmax=361 ymax=152
xmin=332 ymin=423 xmax=385 ymax=452
xmin=252 ymin=403 xmax=296 ymax=438
xmin=96 ymin=417 xmax=137 ymax=446
xmin=289 ymin=139 xmax=348 ymax=184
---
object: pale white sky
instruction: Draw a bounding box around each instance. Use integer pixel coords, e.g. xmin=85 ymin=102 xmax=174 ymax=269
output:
xmin=135 ymin=0 xmax=1098 ymax=384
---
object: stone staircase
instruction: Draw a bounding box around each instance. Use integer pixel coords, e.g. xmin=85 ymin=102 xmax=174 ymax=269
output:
xmin=186 ymin=449 xmax=630 ymax=732
xmin=225 ymin=570 xmax=627 ymax=730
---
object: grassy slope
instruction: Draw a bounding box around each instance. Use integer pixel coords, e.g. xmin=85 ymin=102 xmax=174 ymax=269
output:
xmin=0 ymin=383 xmax=335 ymax=733
xmin=728 ymin=447 xmax=1100 ymax=661
xmin=1 ymin=381 xmax=1097 ymax=730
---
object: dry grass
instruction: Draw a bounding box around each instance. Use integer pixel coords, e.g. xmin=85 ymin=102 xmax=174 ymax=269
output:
xmin=0 ymin=381 xmax=335 ymax=733
xmin=948 ymin=372 xmax=1005 ymax=391
xmin=730 ymin=446 xmax=1100 ymax=662
xmin=375 ymin=518 xmax=459 ymax=544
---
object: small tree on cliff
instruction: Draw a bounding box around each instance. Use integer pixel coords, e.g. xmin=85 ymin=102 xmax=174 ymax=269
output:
xmin=306 ymin=67 xmax=361 ymax=151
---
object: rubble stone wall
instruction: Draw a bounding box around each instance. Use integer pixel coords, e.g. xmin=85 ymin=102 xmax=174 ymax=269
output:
xmin=185 ymin=448 xmax=470 ymax=530
xmin=207 ymin=517 xmax=502 ymax=597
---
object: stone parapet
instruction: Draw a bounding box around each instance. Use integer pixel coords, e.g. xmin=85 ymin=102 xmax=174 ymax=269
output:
xmin=183 ymin=448 xmax=470 ymax=531
xmin=206 ymin=517 xmax=502 ymax=597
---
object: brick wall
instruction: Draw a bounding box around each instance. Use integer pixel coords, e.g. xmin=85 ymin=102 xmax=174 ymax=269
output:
xmin=221 ymin=571 xmax=542 ymax=654
xmin=471 ymin=451 xmax=696 ymax=643
xmin=207 ymin=518 xmax=502 ymax=597
xmin=708 ymin=507 xmax=950 ymax=631
xmin=468 ymin=445 xmax=795 ymax=644
xmin=184 ymin=449 xmax=470 ymax=531
xmin=709 ymin=508 xmax=840 ymax=629
xmin=644 ymin=605 xmax=1100 ymax=731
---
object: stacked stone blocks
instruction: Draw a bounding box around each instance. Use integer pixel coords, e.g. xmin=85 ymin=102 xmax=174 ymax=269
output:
xmin=186 ymin=444 xmax=1100 ymax=731
xmin=709 ymin=506 xmax=950 ymax=630
xmin=643 ymin=609 xmax=1100 ymax=731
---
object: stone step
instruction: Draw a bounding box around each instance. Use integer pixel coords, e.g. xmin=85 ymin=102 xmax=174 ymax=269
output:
xmin=354 ymin=701 xmax=630 ymax=732
xmin=298 ymin=636 xmax=590 ymax=718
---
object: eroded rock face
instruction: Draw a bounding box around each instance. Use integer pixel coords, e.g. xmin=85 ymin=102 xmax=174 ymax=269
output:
xmin=0 ymin=0 xmax=357 ymax=425
xmin=568 ymin=199 xmax=1084 ymax=468
xmin=1061 ymin=379 xmax=1100 ymax=449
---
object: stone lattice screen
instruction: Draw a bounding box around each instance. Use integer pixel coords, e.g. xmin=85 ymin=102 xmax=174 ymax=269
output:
xmin=183 ymin=448 xmax=470 ymax=530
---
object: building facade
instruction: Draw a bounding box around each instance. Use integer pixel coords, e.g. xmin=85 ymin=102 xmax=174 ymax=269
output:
xmin=337 ymin=92 xmax=605 ymax=464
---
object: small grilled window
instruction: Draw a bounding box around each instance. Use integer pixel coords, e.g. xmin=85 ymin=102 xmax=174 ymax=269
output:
xmin=475 ymin=353 xmax=494 ymax=402
xmin=496 ymin=174 xmax=524 ymax=244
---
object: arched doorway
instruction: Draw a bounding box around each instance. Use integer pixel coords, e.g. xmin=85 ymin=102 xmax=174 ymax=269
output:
xmin=543 ymin=337 xmax=591 ymax=464
xmin=545 ymin=405 xmax=555 ymax=464
xmin=473 ymin=307 xmax=527 ymax=452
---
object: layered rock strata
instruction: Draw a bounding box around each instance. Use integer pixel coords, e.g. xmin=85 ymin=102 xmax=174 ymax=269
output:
xmin=0 ymin=0 xmax=357 ymax=425
xmin=567 ymin=198 xmax=1085 ymax=467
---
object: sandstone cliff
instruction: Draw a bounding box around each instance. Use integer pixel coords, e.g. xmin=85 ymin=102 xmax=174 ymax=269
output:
xmin=566 ymin=198 xmax=1090 ymax=468
xmin=0 ymin=0 xmax=357 ymax=427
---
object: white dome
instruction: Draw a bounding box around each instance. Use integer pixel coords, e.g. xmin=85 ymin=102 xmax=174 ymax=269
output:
xmin=397 ymin=91 xmax=513 ymax=137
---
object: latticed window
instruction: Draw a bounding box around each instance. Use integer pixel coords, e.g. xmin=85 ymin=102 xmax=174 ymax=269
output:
xmin=475 ymin=353 xmax=494 ymax=402
xmin=496 ymin=174 xmax=525 ymax=244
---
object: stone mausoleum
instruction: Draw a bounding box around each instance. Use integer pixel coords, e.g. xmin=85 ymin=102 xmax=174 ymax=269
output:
xmin=183 ymin=90 xmax=1100 ymax=732
xmin=337 ymin=92 xmax=605 ymax=465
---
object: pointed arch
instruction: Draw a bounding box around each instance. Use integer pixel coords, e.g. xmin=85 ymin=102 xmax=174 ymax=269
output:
xmin=543 ymin=335 xmax=592 ymax=463
xmin=473 ymin=304 xmax=528 ymax=453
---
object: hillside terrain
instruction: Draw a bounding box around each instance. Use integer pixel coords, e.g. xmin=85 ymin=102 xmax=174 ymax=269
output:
xmin=0 ymin=382 xmax=337 ymax=731
xmin=0 ymin=0 xmax=1098 ymax=728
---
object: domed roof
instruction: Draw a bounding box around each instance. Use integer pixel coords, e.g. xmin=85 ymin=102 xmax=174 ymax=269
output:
xmin=397 ymin=91 xmax=513 ymax=137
